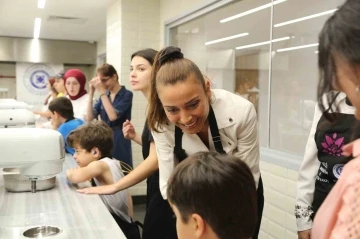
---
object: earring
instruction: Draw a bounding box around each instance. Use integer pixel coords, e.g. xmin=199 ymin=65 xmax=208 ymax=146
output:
xmin=357 ymin=84 xmax=360 ymax=93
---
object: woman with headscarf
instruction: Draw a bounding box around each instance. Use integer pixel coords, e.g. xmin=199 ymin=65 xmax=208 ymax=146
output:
xmin=63 ymin=69 xmax=89 ymax=121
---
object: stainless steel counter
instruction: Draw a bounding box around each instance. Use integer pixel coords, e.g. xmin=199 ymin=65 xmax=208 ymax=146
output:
xmin=0 ymin=154 xmax=126 ymax=239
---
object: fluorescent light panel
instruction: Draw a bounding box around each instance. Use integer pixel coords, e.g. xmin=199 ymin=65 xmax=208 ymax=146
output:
xmin=235 ymin=36 xmax=290 ymax=50
xmin=205 ymin=33 xmax=249 ymax=45
xmin=33 ymin=18 xmax=41 ymax=39
xmin=274 ymin=9 xmax=337 ymax=27
xmin=38 ymin=0 xmax=46 ymax=9
xmin=220 ymin=0 xmax=287 ymax=23
xmin=277 ymin=43 xmax=319 ymax=52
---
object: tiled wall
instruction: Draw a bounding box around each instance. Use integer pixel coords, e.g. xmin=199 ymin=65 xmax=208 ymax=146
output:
xmin=106 ymin=0 xmax=160 ymax=195
xmin=259 ymin=160 xmax=298 ymax=239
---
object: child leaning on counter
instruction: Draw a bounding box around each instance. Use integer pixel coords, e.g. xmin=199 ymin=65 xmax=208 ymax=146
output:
xmin=48 ymin=97 xmax=84 ymax=155
xmin=65 ymin=121 xmax=140 ymax=239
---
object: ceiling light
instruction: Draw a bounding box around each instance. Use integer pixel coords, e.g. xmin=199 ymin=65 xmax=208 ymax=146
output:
xmin=235 ymin=36 xmax=290 ymax=50
xmin=205 ymin=33 xmax=249 ymax=45
xmin=220 ymin=0 xmax=287 ymax=23
xmin=38 ymin=0 xmax=46 ymax=9
xmin=315 ymin=50 xmax=319 ymax=54
xmin=33 ymin=18 xmax=42 ymax=39
xmin=274 ymin=9 xmax=337 ymax=27
xmin=277 ymin=43 xmax=319 ymax=52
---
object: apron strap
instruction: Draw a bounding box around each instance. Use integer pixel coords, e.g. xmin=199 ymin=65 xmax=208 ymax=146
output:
xmin=174 ymin=105 xmax=225 ymax=162
xmin=174 ymin=126 xmax=188 ymax=162
xmin=208 ymin=105 xmax=226 ymax=154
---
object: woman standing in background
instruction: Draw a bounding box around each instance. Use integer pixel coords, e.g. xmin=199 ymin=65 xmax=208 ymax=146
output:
xmin=87 ymin=64 xmax=133 ymax=168
xmin=64 ymin=69 xmax=89 ymax=121
xmin=79 ymin=49 xmax=177 ymax=238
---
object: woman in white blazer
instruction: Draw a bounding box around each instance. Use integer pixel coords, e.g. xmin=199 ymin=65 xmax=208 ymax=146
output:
xmin=146 ymin=46 xmax=263 ymax=239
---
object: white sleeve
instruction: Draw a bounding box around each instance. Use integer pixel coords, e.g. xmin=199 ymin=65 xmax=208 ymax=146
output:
xmin=235 ymin=102 xmax=260 ymax=188
xmin=151 ymin=130 xmax=175 ymax=200
xmin=295 ymin=103 xmax=323 ymax=231
xmin=77 ymin=95 xmax=89 ymax=121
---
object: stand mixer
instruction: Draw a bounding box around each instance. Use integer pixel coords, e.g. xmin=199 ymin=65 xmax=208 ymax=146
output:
xmin=0 ymin=128 xmax=65 ymax=193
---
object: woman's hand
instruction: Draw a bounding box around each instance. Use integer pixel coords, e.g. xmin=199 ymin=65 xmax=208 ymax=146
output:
xmin=123 ymin=120 xmax=136 ymax=140
xmin=89 ymin=79 xmax=96 ymax=95
xmin=77 ymin=184 xmax=118 ymax=195
xmin=343 ymin=139 xmax=360 ymax=157
xmin=90 ymin=77 xmax=106 ymax=95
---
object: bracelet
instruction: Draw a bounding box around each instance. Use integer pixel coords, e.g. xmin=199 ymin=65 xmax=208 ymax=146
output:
xmin=99 ymin=93 xmax=106 ymax=98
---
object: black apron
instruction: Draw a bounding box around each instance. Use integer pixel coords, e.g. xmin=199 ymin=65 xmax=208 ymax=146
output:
xmin=173 ymin=106 xmax=264 ymax=239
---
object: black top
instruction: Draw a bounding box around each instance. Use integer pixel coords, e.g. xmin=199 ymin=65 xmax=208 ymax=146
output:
xmin=141 ymin=120 xmax=153 ymax=159
xmin=311 ymin=112 xmax=355 ymax=218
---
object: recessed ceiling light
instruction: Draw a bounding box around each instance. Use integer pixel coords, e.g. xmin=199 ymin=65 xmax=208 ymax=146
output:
xmin=235 ymin=36 xmax=290 ymax=50
xmin=33 ymin=18 xmax=41 ymax=39
xmin=220 ymin=0 xmax=287 ymax=23
xmin=205 ymin=33 xmax=249 ymax=45
xmin=38 ymin=0 xmax=46 ymax=9
xmin=277 ymin=43 xmax=319 ymax=52
xmin=274 ymin=9 xmax=337 ymax=27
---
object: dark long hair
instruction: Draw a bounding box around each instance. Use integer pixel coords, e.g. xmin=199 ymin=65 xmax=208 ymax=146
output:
xmin=318 ymin=0 xmax=360 ymax=118
xmin=131 ymin=48 xmax=158 ymax=65
xmin=317 ymin=0 xmax=360 ymax=139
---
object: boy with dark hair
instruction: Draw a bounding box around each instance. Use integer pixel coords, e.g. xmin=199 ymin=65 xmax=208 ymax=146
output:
xmin=48 ymin=97 xmax=84 ymax=155
xmin=66 ymin=121 xmax=140 ymax=239
xmin=167 ymin=152 xmax=257 ymax=239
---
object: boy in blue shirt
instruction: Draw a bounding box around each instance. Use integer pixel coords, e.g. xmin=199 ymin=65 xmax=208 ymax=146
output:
xmin=48 ymin=97 xmax=84 ymax=155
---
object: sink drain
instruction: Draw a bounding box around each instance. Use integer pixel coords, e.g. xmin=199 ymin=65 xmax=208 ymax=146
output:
xmin=23 ymin=226 xmax=62 ymax=238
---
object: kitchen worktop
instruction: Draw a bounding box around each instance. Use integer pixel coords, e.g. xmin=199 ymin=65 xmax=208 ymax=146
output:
xmin=0 ymin=154 xmax=126 ymax=239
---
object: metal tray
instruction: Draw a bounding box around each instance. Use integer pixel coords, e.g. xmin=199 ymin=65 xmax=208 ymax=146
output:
xmin=2 ymin=168 xmax=56 ymax=192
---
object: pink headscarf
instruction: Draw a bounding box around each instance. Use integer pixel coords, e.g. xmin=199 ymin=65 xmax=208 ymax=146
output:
xmin=63 ymin=69 xmax=87 ymax=100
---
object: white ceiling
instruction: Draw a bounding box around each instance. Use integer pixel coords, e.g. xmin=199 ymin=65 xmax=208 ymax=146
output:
xmin=0 ymin=0 xmax=112 ymax=41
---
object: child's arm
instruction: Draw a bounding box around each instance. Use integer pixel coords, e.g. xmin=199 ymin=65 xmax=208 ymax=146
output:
xmin=77 ymin=142 xmax=158 ymax=194
xmin=67 ymin=161 xmax=106 ymax=184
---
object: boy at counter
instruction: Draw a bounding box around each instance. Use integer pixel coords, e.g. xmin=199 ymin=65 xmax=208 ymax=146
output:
xmin=65 ymin=121 xmax=140 ymax=239
xmin=167 ymin=152 xmax=257 ymax=239
xmin=48 ymin=97 xmax=84 ymax=155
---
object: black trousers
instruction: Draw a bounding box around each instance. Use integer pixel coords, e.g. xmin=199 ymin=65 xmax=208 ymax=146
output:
xmin=142 ymin=172 xmax=178 ymax=239
xmin=111 ymin=213 xmax=141 ymax=239
xmin=253 ymin=177 xmax=264 ymax=239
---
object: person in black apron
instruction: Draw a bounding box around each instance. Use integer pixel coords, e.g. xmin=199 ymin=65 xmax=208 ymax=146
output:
xmin=295 ymin=93 xmax=355 ymax=237
xmin=147 ymin=46 xmax=264 ymax=239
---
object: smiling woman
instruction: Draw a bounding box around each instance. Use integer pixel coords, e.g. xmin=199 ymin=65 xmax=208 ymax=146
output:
xmin=147 ymin=46 xmax=263 ymax=239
